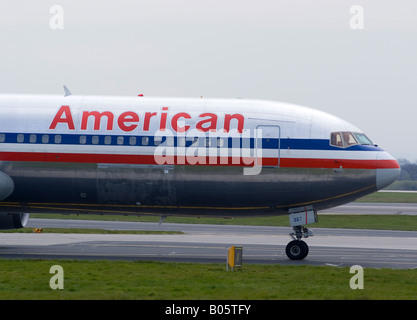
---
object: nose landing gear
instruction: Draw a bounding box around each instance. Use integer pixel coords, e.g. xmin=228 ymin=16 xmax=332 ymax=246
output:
xmin=286 ymin=226 xmax=314 ymax=260
xmin=286 ymin=207 xmax=317 ymax=260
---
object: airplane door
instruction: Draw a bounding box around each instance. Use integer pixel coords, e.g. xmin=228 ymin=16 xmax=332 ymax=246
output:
xmin=256 ymin=125 xmax=280 ymax=167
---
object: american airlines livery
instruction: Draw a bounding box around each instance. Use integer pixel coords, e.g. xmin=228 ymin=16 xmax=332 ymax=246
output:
xmin=0 ymin=92 xmax=400 ymax=260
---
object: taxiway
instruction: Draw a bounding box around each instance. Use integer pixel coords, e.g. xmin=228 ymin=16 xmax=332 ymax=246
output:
xmin=0 ymin=204 xmax=415 ymax=269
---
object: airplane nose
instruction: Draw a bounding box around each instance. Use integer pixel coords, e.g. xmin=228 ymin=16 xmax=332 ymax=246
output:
xmin=376 ymin=151 xmax=401 ymax=190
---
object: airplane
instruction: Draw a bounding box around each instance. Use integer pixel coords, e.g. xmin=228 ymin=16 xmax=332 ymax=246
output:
xmin=0 ymin=90 xmax=400 ymax=260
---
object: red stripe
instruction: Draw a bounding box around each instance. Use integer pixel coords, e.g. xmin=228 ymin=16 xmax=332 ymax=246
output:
xmin=305 ymin=207 xmax=308 ymax=223
xmin=376 ymin=159 xmax=401 ymax=169
xmin=0 ymin=152 xmax=399 ymax=169
xmin=280 ymin=158 xmax=399 ymax=169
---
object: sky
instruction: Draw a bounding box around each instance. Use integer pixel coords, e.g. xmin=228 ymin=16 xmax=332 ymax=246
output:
xmin=0 ymin=0 xmax=416 ymax=161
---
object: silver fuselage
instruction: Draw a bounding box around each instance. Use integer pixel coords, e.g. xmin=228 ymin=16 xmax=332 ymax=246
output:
xmin=0 ymin=94 xmax=400 ymax=218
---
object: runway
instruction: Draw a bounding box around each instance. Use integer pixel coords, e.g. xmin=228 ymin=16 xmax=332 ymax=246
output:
xmin=0 ymin=202 xmax=416 ymax=269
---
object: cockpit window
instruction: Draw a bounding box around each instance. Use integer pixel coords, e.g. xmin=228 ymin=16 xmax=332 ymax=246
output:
xmin=330 ymin=132 xmax=343 ymax=147
xmin=330 ymin=132 xmax=373 ymax=148
xmin=342 ymin=132 xmax=358 ymax=146
xmin=353 ymin=133 xmax=373 ymax=145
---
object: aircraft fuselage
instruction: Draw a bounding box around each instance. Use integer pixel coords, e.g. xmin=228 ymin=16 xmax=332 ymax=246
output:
xmin=0 ymin=94 xmax=400 ymax=218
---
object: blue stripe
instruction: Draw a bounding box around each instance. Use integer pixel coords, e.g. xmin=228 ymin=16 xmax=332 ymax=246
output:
xmin=0 ymin=133 xmax=382 ymax=151
xmin=280 ymin=139 xmax=382 ymax=151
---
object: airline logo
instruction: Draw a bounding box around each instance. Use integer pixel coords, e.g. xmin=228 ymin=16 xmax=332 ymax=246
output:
xmin=49 ymin=105 xmax=245 ymax=134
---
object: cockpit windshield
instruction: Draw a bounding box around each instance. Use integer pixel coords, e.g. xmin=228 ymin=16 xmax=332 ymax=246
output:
xmin=330 ymin=132 xmax=373 ymax=148
xmin=353 ymin=133 xmax=373 ymax=145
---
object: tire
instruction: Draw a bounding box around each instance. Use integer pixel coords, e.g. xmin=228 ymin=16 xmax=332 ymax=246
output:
xmin=286 ymin=240 xmax=309 ymax=260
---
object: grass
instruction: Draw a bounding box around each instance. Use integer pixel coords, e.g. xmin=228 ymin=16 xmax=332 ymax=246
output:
xmin=0 ymin=259 xmax=416 ymax=300
xmin=313 ymin=215 xmax=417 ymax=231
xmin=357 ymin=191 xmax=417 ymax=203
xmin=385 ymin=180 xmax=417 ymax=191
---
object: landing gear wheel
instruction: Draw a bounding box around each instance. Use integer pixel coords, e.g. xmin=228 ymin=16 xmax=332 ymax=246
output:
xmin=286 ymin=240 xmax=309 ymax=260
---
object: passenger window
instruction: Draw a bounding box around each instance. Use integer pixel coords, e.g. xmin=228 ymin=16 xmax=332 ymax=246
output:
xmin=42 ymin=135 xmax=49 ymax=143
xmin=30 ymin=134 xmax=36 ymax=143
xmin=80 ymin=136 xmax=87 ymax=144
xmin=129 ymin=136 xmax=136 ymax=145
xmin=154 ymin=136 xmax=162 ymax=146
xmin=54 ymin=135 xmax=62 ymax=144
xmin=142 ymin=137 xmax=149 ymax=146
xmin=117 ymin=136 xmax=124 ymax=145
xmin=92 ymin=136 xmax=99 ymax=145
xmin=105 ymin=136 xmax=112 ymax=145
xmin=0 ymin=134 xmax=5 ymax=143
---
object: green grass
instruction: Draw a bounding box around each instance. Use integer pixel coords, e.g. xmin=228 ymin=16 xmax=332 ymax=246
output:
xmin=0 ymin=259 xmax=415 ymax=300
xmin=385 ymin=180 xmax=417 ymax=191
xmin=357 ymin=191 xmax=417 ymax=203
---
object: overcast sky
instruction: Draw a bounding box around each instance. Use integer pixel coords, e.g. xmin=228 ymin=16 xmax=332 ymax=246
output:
xmin=0 ymin=0 xmax=416 ymax=160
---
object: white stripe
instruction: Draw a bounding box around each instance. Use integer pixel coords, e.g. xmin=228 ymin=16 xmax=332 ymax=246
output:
xmin=280 ymin=149 xmax=378 ymax=160
xmin=0 ymin=143 xmax=385 ymax=161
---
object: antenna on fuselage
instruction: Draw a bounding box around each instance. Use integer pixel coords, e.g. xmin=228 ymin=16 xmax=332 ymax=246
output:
xmin=63 ymin=85 xmax=72 ymax=97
